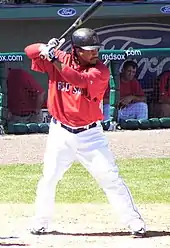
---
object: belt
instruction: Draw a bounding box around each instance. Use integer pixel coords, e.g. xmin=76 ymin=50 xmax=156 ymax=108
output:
xmin=52 ymin=118 xmax=97 ymax=134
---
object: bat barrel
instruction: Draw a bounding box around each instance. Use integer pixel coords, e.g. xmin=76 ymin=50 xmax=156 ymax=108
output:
xmin=59 ymin=0 xmax=103 ymax=41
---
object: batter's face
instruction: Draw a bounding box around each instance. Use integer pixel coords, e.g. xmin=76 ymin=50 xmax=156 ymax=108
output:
xmin=123 ymin=66 xmax=137 ymax=81
xmin=76 ymin=48 xmax=99 ymax=65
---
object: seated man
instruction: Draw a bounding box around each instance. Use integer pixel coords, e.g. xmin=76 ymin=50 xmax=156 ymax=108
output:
xmin=118 ymin=60 xmax=148 ymax=122
xmin=155 ymin=71 xmax=170 ymax=117
xmin=7 ymin=68 xmax=45 ymax=124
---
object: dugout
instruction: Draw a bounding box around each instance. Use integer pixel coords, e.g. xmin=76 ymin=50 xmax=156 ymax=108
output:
xmin=101 ymin=48 xmax=170 ymax=130
xmin=1 ymin=48 xmax=170 ymax=134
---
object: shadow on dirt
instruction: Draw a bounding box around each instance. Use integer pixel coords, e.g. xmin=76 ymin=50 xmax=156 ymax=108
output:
xmin=40 ymin=230 xmax=170 ymax=238
xmin=0 ymin=244 xmax=29 ymax=247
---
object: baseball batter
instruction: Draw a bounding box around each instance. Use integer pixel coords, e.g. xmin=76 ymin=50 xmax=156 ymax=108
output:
xmin=25 ymin=28 xmax=146 ymax=237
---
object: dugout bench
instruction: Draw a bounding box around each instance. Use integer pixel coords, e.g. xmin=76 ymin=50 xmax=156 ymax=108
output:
xmin=1 ymin=48 xmax=170 ymax=134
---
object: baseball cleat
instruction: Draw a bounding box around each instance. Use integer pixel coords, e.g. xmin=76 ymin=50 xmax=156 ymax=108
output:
xmin=131 ymin=228 xmax=146 ymax=238
xmin=128 ymin=218 xmax=146 ymax=238
xmin=30 ymin=226 xmax=47 ymax=235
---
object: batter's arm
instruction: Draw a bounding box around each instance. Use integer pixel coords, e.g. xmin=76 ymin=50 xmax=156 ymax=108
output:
xmin=52 ymin=60 xmax=110 ymax=100
xmin=25 ymin=44 xmax=67 ymax=74
xmin=25 ymin=43 xmax=44 ymax=59
xmin=25 ymin=43 xmax=53 ymax=73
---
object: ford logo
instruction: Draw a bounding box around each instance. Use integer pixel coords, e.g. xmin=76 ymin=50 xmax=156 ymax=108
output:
xmin=160 ymin=6 xmax=170 ymax=13
xmin=57 ymin=8 xmax=76 ymax=17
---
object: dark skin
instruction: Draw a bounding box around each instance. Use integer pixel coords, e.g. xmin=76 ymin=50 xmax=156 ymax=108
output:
xmin=119 ymin=65 xmax=146 ymax=107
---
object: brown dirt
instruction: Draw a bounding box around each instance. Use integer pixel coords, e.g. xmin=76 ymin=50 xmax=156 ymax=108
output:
xmin=0 ymin=130 xmax=170 ymax=247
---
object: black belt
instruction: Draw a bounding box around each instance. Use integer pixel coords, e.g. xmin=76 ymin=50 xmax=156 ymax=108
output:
xmin=52 ymin=118 xmax=97 ymax=134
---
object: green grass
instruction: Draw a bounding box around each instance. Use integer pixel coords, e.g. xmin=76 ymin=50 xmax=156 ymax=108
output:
xmin=0 ymin=158 xmax=169 ymax=204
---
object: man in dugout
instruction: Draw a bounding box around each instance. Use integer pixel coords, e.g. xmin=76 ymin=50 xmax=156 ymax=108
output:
xmin=7 ymin=68 xmax=45 ymax=123
xmin=118 ymin=60 xmax=148 ymax=122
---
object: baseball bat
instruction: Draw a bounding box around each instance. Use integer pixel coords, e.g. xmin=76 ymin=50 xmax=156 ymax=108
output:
xmin=59 ymin=0 xmax=103 ymax=41
xmin=40 ymin=0 xmax=103 ymax=59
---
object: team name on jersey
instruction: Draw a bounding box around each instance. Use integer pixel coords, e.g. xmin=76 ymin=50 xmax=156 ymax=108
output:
xmin=57 ymin=81 xmax=85 ymax=95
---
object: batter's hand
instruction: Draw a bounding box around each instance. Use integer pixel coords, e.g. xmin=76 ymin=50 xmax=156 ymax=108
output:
xmin=39 ymin=38 xmax=65 ymax=60
xmin=47 ymin=38 xmax=59 ymax=47
xmin=48 ymin=38 xmax=66 ymax=49
xmin=39 ymin=44 xmax=56 ymax=61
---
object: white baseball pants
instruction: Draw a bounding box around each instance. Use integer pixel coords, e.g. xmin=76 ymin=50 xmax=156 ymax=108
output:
xmin=33 ymin=119 xmax=143 ymax=228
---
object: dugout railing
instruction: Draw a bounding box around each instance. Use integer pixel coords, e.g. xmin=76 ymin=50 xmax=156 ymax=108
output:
xmin=0 ymin=48 xmax=170 ymax=134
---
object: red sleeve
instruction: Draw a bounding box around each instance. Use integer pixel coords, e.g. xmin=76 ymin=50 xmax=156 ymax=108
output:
xmin=61 ymin=63 xmax=110 ymax=100
xmin=159 ymin=73 xmax=170 ymax=97
xmin=24 ymin=43 xmax=42 ymax=59
xmin=25 ymin=44 xmax=68 ymax=74
xmin=131 ymin=80 xmax=144 ymax=96
xmin=24 ymin=43 xmax=50 ymax=73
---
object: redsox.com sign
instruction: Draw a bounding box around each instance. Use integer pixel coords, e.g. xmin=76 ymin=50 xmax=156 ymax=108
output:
xmin=0 ymin=54 xmax=23 ymax=62
xmin=101 ymin=48 xmax=142 ymax=64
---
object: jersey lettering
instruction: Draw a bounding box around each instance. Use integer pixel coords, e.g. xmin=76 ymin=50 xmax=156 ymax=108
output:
xmin=57 ymin=81 xmax=65 ymax=91
xmin=72 ymin=87 xmax=83 ymax=95
xmin=57 ymin=81 xmax=83 ymax=95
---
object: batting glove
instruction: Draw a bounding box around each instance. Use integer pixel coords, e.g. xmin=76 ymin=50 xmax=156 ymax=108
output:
xmin=47 ymin=38 xmax=60 ymax=47
xmin=39 ymin=38 xmax=65 ymax=61
xmin=48 ymin=38 xmax=66 ymax=50
xmin=39 ymin=44 xmax=57 ymax=62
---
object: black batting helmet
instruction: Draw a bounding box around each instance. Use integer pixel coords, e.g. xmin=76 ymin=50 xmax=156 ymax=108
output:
xmin=71 ymin=28 xmax=101 ymax=50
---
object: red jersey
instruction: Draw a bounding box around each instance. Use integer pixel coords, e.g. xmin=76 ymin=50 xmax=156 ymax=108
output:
xmin=120 ymin=78 xmax=144 ymax=98
xmin=24 ymin=44 xmax=110 ymax=127
xmin=7 ymin=68 xmax=44 ymax=115
xmin=158 ymin=71 xmax=170 ymax=99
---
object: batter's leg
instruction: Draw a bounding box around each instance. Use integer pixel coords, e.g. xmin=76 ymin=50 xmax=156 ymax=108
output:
xmin=77 ymin=124 xmax=146 ymax=236
xmin=31 ymin=120 xmax=76 ymax=233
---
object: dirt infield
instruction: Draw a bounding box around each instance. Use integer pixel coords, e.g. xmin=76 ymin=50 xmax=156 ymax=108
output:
xmin=0 ymin=130 xmax=170 ymax=247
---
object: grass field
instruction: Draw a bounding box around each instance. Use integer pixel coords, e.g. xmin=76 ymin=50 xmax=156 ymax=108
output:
xmin=0 ymin=158 xmax=169 ymax=204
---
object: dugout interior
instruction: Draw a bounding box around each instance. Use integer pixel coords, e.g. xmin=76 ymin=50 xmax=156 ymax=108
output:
xmin=101 ymin=48 xmax=170 ymax=130
xmin=1 ymin=48 xmax=170 ymax=134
